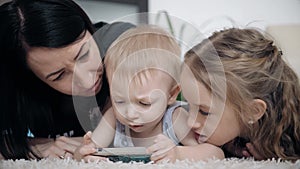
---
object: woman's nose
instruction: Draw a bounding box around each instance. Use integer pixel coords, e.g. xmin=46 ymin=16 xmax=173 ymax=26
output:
xmin=73 ymin=51 xmax=102 ymax=89
xmin=74 ymin=69 xmax=96 ymax=89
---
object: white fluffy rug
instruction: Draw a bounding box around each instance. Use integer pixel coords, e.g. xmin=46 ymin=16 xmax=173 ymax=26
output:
xmin=1 ymin=158 xmax=299 ymax=169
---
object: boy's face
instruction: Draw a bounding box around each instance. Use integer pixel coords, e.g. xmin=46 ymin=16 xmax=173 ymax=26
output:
xmin=109 ymin=70 xmax=175 ymax=133
xmin=180 ymin=64 xmax=241 ymax=146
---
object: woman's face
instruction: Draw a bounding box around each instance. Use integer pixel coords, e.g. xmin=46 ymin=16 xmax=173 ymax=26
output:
xmin=27 ymin=31 xmax=104 ymax=96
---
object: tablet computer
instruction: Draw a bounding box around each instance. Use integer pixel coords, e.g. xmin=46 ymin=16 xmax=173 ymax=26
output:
xmin=93 ymin=147 xmax=151 ymax=163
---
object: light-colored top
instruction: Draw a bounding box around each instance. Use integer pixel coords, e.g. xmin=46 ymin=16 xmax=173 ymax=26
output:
xmin=113 ymin=101 xmax=186 ymax=147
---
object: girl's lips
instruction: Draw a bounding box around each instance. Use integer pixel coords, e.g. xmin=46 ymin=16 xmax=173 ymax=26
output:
xmin=194 ymin=132 xmax=207 ymax=143
xmin=195 ymin=133 xmax=200 ymax=140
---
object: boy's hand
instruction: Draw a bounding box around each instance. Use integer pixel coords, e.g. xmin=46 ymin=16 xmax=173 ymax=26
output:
xmin=147 ymin=134 xmax=177 ymax=163
xmin=83 ymin=131 xmax=92 ymax=144
xmin=73 ymin=131 xmax=107 ymax=162
xmin=73 ymin=143 xmax=97 ymax=161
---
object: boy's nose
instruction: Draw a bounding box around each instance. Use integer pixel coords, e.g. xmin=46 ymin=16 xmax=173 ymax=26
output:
xmin=125 ymin=106 xmax=139 ymax=120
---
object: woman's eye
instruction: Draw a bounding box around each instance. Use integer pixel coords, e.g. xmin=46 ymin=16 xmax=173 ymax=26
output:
xmin=199 ymin=109 xmax=210 ymax=116
xmin=53 ymin=72 xmax=65 ymax=81
xmin=78 ymin=50 xmax=89 ymax=60
xmin=139 ymin=101 xmax=151 ymax=106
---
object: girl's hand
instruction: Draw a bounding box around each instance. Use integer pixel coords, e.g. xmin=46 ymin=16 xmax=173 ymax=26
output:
xmin=223 ymin=139 xmax=263 ymax=160
xmin=147 ymin=134 xmax=177 ymax=163
xmin=245 ymin=143 xmax=264 ymax=160
xmin=29 ymin=136 xmax=82 ymax=159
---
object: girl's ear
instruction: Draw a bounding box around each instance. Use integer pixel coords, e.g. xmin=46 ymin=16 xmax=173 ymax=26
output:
xmin=249 ymin=99 xmax=267 ymax=123
xmin=167 ymin=85 xmax=181 ymax=105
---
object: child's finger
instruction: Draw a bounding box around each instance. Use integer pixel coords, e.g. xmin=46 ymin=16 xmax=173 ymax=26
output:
xmin=78 ymin=145 xmax=97 ymax=156
xmin=147 ymin=142 xmax=163 ymax=154
xmin=62 ymin=152 xmax=72 ymax=159
xmin=151 ymin=151 xmax=166 ymax=162
xmin=242 ymin=150 xmax=251 ymax=157
xmin=84 ymin=131 xmax=92 ymax=139
xmin=83 ymin=131 xmax=93 ymax=144
xmin=246 ymin=143 xmax=263 ymax=160
xmin=84 ymin=155 xmax=108 ymax=162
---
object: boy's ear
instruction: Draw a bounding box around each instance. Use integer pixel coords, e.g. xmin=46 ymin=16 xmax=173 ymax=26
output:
xmin=249 ymin=99 xmax=267 ymax=123
xmin=167 ymin=85 xmax=181 ymax=105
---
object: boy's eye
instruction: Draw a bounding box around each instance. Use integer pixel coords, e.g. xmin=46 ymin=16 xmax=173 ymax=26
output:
xmin=114 ymin=100 xmax=124 ymax=104
xmin=139 ymin=101 xmax=151 ymax=106
xmin=199 ymin=109 xmax=210 ymax=116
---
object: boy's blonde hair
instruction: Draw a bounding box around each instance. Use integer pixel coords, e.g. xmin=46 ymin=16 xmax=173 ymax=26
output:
xmin=105 ymin=25 xmax=181 ymax=87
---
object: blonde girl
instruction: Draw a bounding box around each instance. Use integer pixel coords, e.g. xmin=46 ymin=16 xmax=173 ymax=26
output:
xmin=150 ymin=28 xmax=300 ymax=162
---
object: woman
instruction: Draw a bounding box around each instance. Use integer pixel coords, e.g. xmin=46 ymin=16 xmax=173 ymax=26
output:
xmin=0 ymin=0 xmax=134 ymax=160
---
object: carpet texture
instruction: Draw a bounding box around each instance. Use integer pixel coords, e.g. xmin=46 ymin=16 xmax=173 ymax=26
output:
xmin=1 ymin=158 xmax=299 ymax=169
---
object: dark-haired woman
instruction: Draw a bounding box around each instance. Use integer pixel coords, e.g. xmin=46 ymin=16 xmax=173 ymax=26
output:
xmin=0 ymin=0 xmax=134 ymax=160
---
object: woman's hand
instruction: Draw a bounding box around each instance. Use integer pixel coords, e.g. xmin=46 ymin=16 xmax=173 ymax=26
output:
xmin=147 ymin=134 xmax=178 ymax=163
xmin=29 ymin=136 xmax=82 ymax=159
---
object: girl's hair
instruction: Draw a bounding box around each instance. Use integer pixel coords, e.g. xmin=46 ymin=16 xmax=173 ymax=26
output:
xmin=0 ymin=0 xmax=109 ymax=160
xmin=184 ymin=28 xmax=300 ymax=161
xmin=105 ymin=25 xmax=181 ymax=87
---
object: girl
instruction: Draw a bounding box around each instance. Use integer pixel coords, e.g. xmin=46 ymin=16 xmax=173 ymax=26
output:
xmin=148 ymin=28 xmax=300 ymax=162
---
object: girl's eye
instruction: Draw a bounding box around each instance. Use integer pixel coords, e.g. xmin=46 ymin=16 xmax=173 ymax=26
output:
xmin=53 ymin=72 xmax=65 ymax=81
xmin=199 ymin=109 xmax=210 ymax=116
xmin=139 ymin=101 xmax=151 ymax=106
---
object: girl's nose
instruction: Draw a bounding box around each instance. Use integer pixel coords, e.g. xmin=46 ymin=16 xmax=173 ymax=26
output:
xmin=187 ymin=114 xmax=201 ymax=130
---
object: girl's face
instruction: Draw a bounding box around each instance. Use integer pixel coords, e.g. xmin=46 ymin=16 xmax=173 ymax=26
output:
xmin=110 ymin=71 xmax=175 ymax=134
xmin=27 ymin=31 xmax=104 ymax=96
xmin=180 ymin=65 xmax=241 ymax=146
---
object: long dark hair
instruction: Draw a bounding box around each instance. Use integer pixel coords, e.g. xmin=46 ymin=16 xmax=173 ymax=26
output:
xmin=0 ymin=0 xmax=108 ymax=160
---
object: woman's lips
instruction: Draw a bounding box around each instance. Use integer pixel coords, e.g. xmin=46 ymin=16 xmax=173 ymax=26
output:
xmin=87 ymin=77 xmax=101 ymax=92
xmin=93 ymin=77 xmax=102 ymax=92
